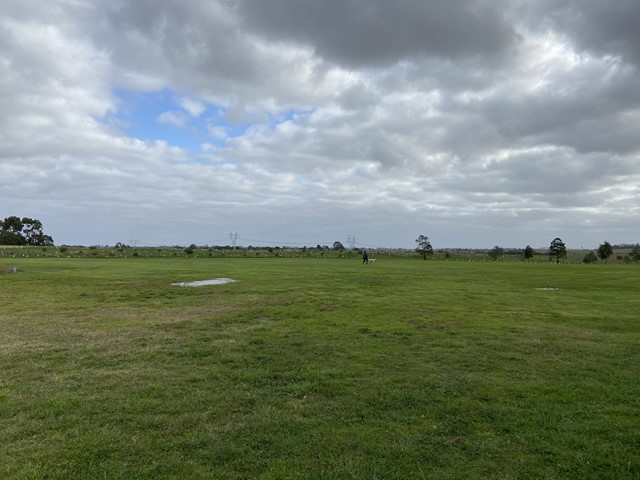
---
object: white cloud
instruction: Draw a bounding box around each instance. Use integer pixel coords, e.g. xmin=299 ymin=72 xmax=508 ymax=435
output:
xmin=156 ymin=111 xmax=188 ymax=128
xmin=177 ymin=96 xmax=206 ymax=117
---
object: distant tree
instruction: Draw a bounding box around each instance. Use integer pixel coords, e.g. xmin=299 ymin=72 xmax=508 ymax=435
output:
xmin=22 ymin=218 xmax=53 ymax=246
xmin=1 ymin=216 xmax=23 ymax=233
xmin=415 ymin=235 xmax=433 ymax=260
xmin=549 ymin=237 xmax=567 ymax=264
xmin=524 ymin=245 xmax=534 ymax=261
xmin=597 ymin=241 xmax=613 ymax=264
xmin=0 ymin=216 xmax=53 ymax=246
xmin=583 ymin=251 xmax=598 ymax=264
xmin=488 ymin=245 xmax=504 ymax=261
xmin=0 ymin=230 xmax=26 ymax=245
xmin=630 ymin=244 xmax=640 ymax=264
xmin=333 ymin=241 xmax=345 ymax=251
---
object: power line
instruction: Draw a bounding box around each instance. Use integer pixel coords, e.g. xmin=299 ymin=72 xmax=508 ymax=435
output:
xmin=116 ymin=235 xmax=383 ymax=249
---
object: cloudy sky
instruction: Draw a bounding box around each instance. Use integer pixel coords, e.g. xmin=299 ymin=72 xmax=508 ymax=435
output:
xmin=2 ymin=0 xmax=639 ymax=249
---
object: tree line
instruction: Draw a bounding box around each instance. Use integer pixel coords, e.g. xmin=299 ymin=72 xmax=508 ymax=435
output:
xmin=0 ymin=216 xmax=54 ymax=246
xmin=416 ymin=235 xmax=640 ymax=264
xmin=1 ymin=216 xmax=639 ymax=263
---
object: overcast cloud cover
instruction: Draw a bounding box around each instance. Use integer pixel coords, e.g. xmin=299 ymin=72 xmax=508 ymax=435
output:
xmin=2 ymin=0 xmax=639 ymax=248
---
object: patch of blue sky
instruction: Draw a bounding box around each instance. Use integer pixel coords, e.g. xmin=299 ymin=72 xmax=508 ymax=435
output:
xmin=106 ymin=88 xmax=212 ymax=152
xmin=104 ymin=88 xmax=313 ymax=154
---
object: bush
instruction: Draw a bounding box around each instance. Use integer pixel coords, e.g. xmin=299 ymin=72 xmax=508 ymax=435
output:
xmin=583 ymin=251 xmax=598 ymax=264
xmin=488 ymin=246 xmax=504 ymax=261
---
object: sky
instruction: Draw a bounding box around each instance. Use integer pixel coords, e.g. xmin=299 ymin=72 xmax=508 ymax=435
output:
xmin=1 ymin=0 xmax=639 ymax=249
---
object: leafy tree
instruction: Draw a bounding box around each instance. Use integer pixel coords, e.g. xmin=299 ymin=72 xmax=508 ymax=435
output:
xmin=524 ymin=245 xmax=534 ymax=261
xmin=549 ymin=237 xmax=567 ymax=264
xmin=415 ymin=234 xmax=433 ymax=260
xmin=21 ymin=218 xmax=53 ymax=246
xmin=583 ymin=251 xmax=598 ymax=264
xmin=0 ymin=216 xmax=53 ymax=246
xmin=630 ymin=244 xmax=640 ymax=264
xmin=488 ymin=245 xmax=503 ymax=261
xmin=597 ymin=241 xmax=613 ymax=264
xmin=333 ymin=241 xmax=345 ymax=251
xmin=0 ymin=230 xmax=26 ymax=245
xmin=1 ymin=216 xmax=23 ymax=233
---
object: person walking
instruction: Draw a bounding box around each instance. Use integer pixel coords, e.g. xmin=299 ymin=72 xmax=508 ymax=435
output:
xmin=362 ymin=250 xmax=369 ymax=264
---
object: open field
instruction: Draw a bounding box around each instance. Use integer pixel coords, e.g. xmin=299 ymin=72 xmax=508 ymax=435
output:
xmin=1 ymin=257 xmax=639 ymax=479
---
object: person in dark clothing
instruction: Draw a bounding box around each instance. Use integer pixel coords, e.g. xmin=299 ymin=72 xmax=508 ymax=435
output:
xmin=362 ymin=250 xmax=369 ymax=264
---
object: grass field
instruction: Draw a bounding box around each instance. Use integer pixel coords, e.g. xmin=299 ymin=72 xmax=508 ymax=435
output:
xmin=1 ymin=257 xmax=639 ymax=479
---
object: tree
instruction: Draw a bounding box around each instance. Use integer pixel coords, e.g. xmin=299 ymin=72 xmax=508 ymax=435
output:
xmin=630 ymin=244 xmax=640 ymax=264
xmin=488 ymin=245 xmax=503 ymax=261
xmin=548 ymin=237 xmax=567 ymax=264
xmin=1 ymin=216 xmax=23 ymax=234
xmin=0 ymin=216 xmax=54 ymax=246
xmin=597 ymin=241 xmax=613 ymax=264
xmin=0 ymin=230 xmax=26 ymax=245
xmin=21 ymin=218 xmax=53 ymax=246
xmin=333 ymin=241 xmax=345 ymax=251
xmin=415 ymin=235 xmax=433 ymax=260
xmin=583 ymin=251 xmax=598 ymax=264
xmin=524 ymin=245 xmax=534 ymax=261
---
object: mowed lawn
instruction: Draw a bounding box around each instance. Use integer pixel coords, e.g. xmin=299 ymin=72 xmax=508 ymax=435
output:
xmin=1 ymin=257 xmax=639 ymax=479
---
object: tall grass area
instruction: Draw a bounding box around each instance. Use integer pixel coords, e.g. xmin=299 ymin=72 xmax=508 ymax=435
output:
xmin=1 ymin=257 xmax=638 ymax=479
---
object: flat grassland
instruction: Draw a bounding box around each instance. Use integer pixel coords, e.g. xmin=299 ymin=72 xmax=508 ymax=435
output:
xmin=1 ymin=257 xmax=639 ymax=479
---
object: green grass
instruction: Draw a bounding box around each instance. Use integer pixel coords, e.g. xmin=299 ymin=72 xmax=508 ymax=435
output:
xmin=1 ymin=257 xmax=639 ymax=479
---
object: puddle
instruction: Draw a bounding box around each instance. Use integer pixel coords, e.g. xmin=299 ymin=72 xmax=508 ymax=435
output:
xmin=535 ymin=287 xmax=559 ymax=291
xmin=172 ymin=278 xmax=238 ymax=287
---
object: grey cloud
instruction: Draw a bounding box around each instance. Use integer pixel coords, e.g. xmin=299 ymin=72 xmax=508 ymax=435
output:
xmin=100 ymin=1 xmax=257 ymax=82
xmin=95 ymin=0 xmax=327 ymax=109
xmin=236 ymin=0 xmax=518 ymax=66
xmin=527 ymin=0 xmax=640 ymax=67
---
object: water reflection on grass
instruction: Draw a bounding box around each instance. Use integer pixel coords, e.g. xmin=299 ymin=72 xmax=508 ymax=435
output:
xmin=171 ymin=278 xmax=238 ymax=287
